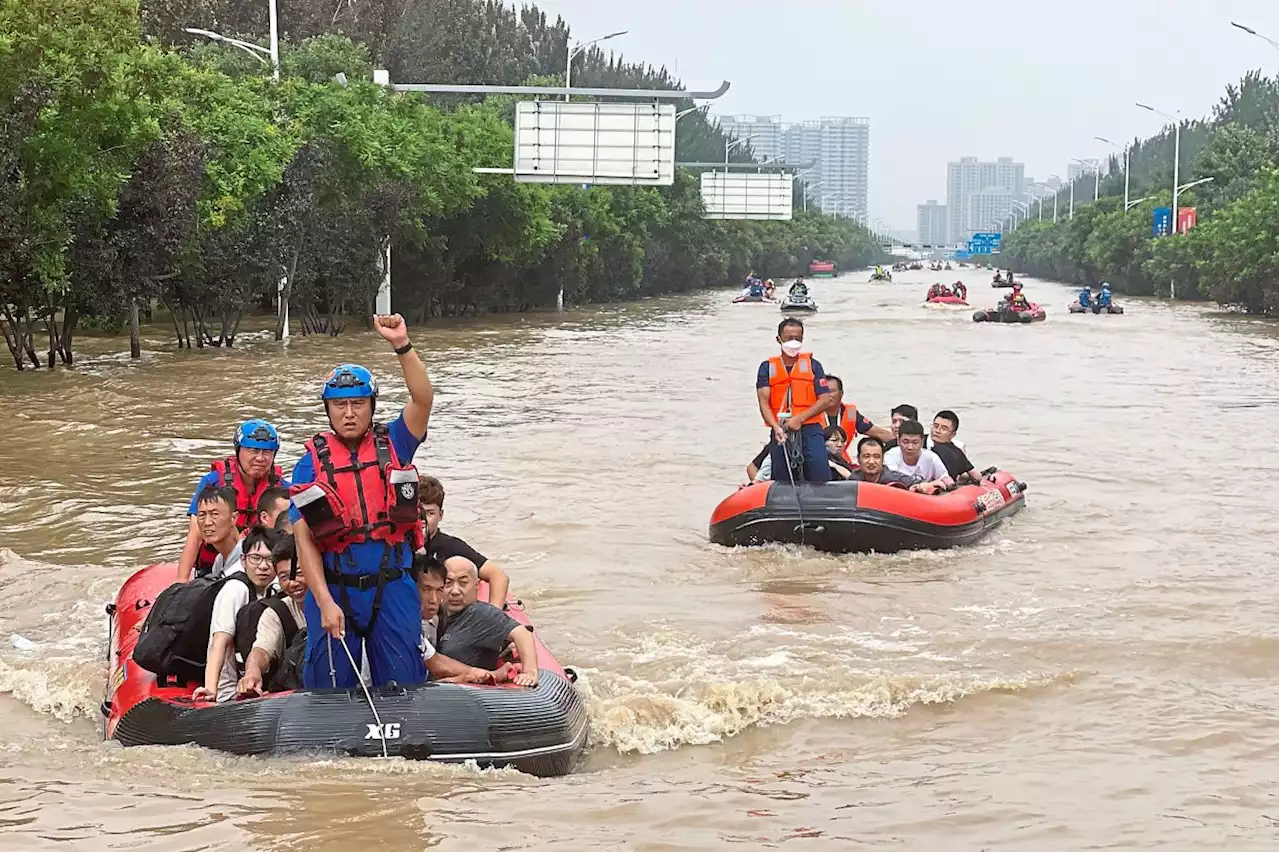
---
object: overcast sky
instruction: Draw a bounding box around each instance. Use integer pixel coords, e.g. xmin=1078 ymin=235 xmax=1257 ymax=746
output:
xmin=533 ymin=0 xmax=1279 ymax=231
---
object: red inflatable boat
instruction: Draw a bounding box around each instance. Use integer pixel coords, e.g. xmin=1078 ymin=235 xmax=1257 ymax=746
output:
xmin=102 ymin=564 xmax=588 ymax=776
xmin=709 ymin=469 xmax=1027 ymax=553
xmin=926 ymin=293 xmax=969 ymax=305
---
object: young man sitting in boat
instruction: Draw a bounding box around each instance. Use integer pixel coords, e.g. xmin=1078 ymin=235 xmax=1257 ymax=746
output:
xmin=929 ymin=410 xmax=979 ymax=484
xmin=437 ymin=556 xmax=539 ymax=687
xmin=884 ymin=421 xmax=954 ymax=495
xmin=194 ymin=526 xmax=281 ymax=702
xmin=845 ymin=437 xmax=914 ymax=488
xmin=196 ymin=487 xmax=246 ymax=580
xmin=236 ymin=533 xmax=307 ymax=697
xmin=255 ymin=486 xmax=292 ymax=532
xmin=417 ymin=475 xmax=510 ymax=608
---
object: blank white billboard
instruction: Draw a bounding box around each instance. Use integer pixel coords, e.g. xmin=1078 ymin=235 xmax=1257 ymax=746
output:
xmin=514 ymin=101 xmax=675 ymax=185
xmin=700 ymin=172 xmax=794 ymax=220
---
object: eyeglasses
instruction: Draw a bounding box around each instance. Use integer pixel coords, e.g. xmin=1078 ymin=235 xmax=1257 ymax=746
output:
xmin=243 ymin=553 xmax=273 ymax=568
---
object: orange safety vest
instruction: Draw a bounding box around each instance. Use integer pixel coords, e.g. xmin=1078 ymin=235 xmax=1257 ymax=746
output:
xmin=830 ymin=402 xmax=860 ymax=463
xmin=764 ymin=354 xmax=827 ymax=427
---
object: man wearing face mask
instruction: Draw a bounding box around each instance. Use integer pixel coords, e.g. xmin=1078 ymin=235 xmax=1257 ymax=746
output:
xmin=756 ymin=318 xmax=836 ymax=484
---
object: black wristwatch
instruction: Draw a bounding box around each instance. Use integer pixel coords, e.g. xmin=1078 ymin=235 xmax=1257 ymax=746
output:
xmin=394 ymin=342 xmax=413 ymax=355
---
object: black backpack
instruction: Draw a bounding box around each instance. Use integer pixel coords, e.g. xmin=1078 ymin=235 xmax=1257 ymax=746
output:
xmin=132 ymin=572 xmax=255 ymax=683
xmin=233 ymin=594 xmax=302 ymax=686
xmin=268 ymin=627 xmax=307 ymax=692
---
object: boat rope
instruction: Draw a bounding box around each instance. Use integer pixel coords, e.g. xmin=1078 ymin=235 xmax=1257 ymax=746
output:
xmin=780 ymin=429 xmax=808 ymax=546
xmin=331 ymin=634 xmax=390 ymax=759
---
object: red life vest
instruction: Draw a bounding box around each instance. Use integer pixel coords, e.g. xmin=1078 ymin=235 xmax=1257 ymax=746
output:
xmin=290 ymin=424 xmax=420 ymax=553
xmin=196 ymin=456 xmax=282 ymax=571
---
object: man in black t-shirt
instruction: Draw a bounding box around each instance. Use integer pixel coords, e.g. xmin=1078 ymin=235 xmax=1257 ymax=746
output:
xmin=930 ymin=410 xmax=978 ymax=482
xmin=418 ymin=475 xmax=511 ymax=606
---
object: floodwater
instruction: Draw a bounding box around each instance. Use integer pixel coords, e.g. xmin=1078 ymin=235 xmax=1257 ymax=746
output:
xmin=0 ymin=267 xmax=1276 ymax=850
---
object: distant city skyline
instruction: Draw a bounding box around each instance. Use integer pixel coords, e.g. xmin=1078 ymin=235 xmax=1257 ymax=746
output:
xmin=532 ymin=0 xmax=1277 ymax=230
xmin=716 ymin=114 xmax=870 ymax=220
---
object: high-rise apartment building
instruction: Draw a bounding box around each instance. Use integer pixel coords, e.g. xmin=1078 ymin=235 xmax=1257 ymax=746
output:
xmin=718 ymin=115 xmax=870 ymax=219
xmin=716 ymin=115 xmax=788 ymax=162
xmin=945 ymin=156 xmax=1025 ymax=242
xmin=916 ymin=200 xmax=947 ymax=246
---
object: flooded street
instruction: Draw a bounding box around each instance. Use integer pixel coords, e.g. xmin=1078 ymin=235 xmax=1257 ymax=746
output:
xmin=0 ymin=266 xmax=1276 ymax=850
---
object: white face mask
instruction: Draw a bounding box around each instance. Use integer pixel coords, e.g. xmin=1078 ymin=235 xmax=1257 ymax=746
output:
xmin=780 ymin=340 xmax=803 ymax=357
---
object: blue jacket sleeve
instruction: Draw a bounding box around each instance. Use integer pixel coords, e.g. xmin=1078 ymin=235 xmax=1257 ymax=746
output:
xmin=386 ymin=411 xmax=424 ymax=464
xmin=286 ymin=455 xmax=316 ymax=524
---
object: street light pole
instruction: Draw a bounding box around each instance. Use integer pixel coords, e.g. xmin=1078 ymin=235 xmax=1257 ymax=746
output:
xmin=802 ymin=180 xmax=825 ymax=213
xmin=565 ymin=30 xmax=628 ymax=101
xmin=1136 ymin=102 xmax=1181 ymax=232
xmin=1230 ymin=21 xmax=1280 ymax=48
xmin=1095 ymin=136 xmax=1129 ymax=210
xmin=267 ymin=0 xmax=279 ymax=81
xmin=1137 ymin=102 xmax=1183 ymax=299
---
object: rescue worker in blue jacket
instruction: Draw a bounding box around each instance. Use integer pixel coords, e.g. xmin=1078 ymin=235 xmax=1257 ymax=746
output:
xmin=1078 ymin=286 xmax=1093 ymax=308
xmin=289 ymin=314 xmax=434 ymax=689
xmin=1098 ymin=282 xmax=1113 ymax=308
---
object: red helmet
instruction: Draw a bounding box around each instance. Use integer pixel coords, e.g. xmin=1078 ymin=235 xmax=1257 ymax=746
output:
xmin=1012 ymin=282 xmax=1023 ymax=291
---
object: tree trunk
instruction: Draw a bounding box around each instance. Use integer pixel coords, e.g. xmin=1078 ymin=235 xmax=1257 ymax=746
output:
xmin=129 ymin=299 xmax=141 ymax=359
xmin=19 ymin=300 xmax=40 ymax=369
xmin=0 ymin=305 xmax=24 ymax=370
xmin=58 ymin=290 xmax=77 ymax=365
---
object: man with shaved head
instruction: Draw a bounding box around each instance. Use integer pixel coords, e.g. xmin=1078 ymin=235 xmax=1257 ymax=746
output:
xmin=437 ymin=556 xmax=539 ymax=687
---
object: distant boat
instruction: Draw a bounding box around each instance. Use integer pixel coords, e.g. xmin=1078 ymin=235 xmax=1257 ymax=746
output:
xmin=807 ymin=260 xmax=836 ymax=278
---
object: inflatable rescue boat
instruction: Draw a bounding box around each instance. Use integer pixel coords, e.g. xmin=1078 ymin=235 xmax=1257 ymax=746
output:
xmin=1068 ymin=302 xmax=1123 ymax=314
xmin=709 ymin=469 xmax=1026 ymax=553
xmin=102 ymin=564 xmax=588 ymax=777
xmin=973 ymin=304 xmax=1046 ymax=323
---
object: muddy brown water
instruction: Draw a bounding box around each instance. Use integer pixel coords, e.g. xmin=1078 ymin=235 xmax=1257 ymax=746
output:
xmin=0 ymin=267 xmax=1275 ymax=850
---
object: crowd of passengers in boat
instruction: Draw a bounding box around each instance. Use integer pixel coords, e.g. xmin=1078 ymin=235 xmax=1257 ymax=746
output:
xmin=747 ymin=317 xmax=980 ymax=491
xmin=141 ymin=314 xmax=535 ymax=705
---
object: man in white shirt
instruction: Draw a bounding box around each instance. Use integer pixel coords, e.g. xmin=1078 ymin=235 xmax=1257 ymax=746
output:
xmin=237 ymin=535 xmax=307 ymax=697
xmin=884 ymin=420 xmax=954 ymax=495
xmin=194 ymin=527 xmax=279 ymax=702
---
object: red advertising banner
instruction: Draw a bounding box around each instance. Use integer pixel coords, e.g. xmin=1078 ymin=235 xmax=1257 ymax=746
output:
xmin=1177 ymin=207 xmax=1197 ymax=235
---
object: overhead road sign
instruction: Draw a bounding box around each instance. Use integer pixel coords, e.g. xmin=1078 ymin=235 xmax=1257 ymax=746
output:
xmin=701 ymin=172 xmax=794 ymax=220
xmin=389 ymin=80 xmax=731 ymax=100
xmin=514 ymin=101 xmax=676 ymax=186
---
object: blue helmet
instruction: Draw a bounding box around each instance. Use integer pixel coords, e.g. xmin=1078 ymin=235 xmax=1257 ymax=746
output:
xmin=236 ymin=419 xmax=280 ymax=451
xmin=321 ymin=364 xmax=378 ymax=401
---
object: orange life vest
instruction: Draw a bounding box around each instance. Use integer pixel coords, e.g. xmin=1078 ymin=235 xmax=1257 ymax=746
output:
xmin=828 ymin=402 xmax=860 ymax=463
xmin=196 ymin=456 xmax=282 ymax=571
xmin=290 ymin=424 xmax=419 ymax=553
xmin=764 ymin=354 xmax=827 ymax=427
